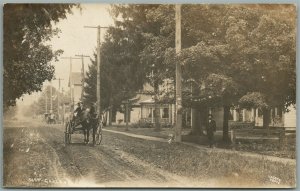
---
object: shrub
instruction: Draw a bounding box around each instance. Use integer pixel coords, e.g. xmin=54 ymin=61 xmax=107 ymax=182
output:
xmin=131 ymin=120 xmax=153 ymax=128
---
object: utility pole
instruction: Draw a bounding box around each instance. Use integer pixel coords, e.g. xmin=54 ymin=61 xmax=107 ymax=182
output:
xmin=126 ymin=100 xmax=129 ymax=130
xmin=45 ymin=88 xmax=48 ymax=113
xmin=84 ymin=25 xmax=108 ymax=115
xmin=75 ymin=54 xmax=90 ymax=100
xmin=62 ymin=88 xmax=65 ymax=125
xmin=175 ymin=4 xmax=182 ymax=142
xmin=60 ymin=57 xmax=81 ymax=107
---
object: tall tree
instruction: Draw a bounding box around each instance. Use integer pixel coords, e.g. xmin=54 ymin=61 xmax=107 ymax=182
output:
xmin=226 ymin=5 xmax=296 ymax=127
xmin=110 ymin=5 xmax=177 ymax=129
xmin=177 ymin=4 xmax=295 ymax=134
xmin=83 ymin=27 xmax=143 ymax=122
xmin=3 ymin=4 xmax=77 ymax=108
xmin=139 ymin=4 xmax=296 ymax=137
xmin=90 ymin=4 xmax=295 ymax=134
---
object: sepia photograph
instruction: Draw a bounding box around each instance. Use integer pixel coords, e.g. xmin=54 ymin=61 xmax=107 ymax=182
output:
xmin=3 ymin=3 xmax=296 ymax=188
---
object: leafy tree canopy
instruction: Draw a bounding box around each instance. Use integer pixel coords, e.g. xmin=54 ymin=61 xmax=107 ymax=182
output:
xmin=84 ymin=4 xmax=295 ymax=116
xmin=4 ymin=4 xmax=78 ymax=108
xmin=107 ymin=4 xmax=295 ymax=133
xmin=176 ymin=4 xmax=296 ymax=110
xmin=239 ymin=92 xmax=269 ymax=110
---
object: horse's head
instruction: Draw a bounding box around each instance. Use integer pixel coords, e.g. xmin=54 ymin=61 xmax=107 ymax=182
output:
xmin=82 ymin=108 xmax=90 ymax=119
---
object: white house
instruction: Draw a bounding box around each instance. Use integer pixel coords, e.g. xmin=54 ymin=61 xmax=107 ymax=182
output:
xmin=210 ymin=105 xmax=296 ymax=130
xmin=109 ymin=81 xmax=176 ymax=125
xmin=106 ymin=78 xmax=296 ymax=130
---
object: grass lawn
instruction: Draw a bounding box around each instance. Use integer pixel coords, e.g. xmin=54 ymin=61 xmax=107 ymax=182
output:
xmin=103 ymin=129 xmax=296 ymax=187
xmin=105 ymin=125 xmax=296 ymax=159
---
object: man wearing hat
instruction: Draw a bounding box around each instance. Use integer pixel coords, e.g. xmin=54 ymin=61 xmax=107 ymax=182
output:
xmin=206 ymin=114 xmax=217 ymax=148
xmin=74 ymin=101 xmax=84 ymax=125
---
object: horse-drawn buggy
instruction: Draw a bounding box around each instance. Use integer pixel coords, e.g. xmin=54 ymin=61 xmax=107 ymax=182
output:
xmin=44 ymin=113 xmax=57 ymax=124
xmin=64 ymin=104 xmax=103 ymax=146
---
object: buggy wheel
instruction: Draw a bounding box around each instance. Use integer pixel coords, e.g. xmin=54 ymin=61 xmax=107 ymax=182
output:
xmin=95 ymin=123 xmax=103 ymax=145
xmin=67 ymin=124 xmax=72 ymax=144
xmin=65 ymin=122 xmax=72 ymax=145
xmin=96 ymin=131 xmax=102 ymax=145
xmin=64 ymin=122 xmax=69 ymax=145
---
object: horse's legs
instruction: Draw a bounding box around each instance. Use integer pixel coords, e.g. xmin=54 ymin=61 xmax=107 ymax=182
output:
xmin=82 ymin=121 xmax=90 ymax=144
xmin=82 ymin=122 xmax=87 ymax=144
xmin=92 ymin=123 xmax=96 ymax=145
xmin=86 ymin=125 xmax=90 ymax=144
xmin=83 ymin=127 xmax=87 ymax=143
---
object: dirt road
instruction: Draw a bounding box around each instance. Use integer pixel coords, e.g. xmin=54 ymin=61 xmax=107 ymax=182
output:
xmin=3 ymin=120 xmax=202 ymax=187
xmin=3 ymin=120 xmax=295 ymax=188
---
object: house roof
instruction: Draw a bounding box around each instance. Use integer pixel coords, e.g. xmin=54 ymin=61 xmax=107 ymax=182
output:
xmin=130 ymin=95 xmax=153 ymax=107
xmin=140 ymin=98 xmax=155 ymax=104
xmin=68 ymin=72 xmax=82 ymax=87
xmin=139 ymin=97 xmax=174 ymax=105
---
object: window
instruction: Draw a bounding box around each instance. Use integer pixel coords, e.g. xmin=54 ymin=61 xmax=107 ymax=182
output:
xmin=229 ymin=109 xmax=234 ymax=120
xmin=112 ymin=111 xmax=116 ymax=122
xmin=238 ymin=109 xmax=243 ymax=121
xmin=142 ymin=106 xmax=153 ymax=119
xmin=148 ymin=108 xmax=153 ymax=118
xmin=272 ymin=108 xmax=275 ymax=118
xmin=277 ymin=107 xmax=283 ymax=118
xmin=162 ymin=108 xmax=169 ymax=119
xmin=258 ymin=109 xmax=263 ymax=117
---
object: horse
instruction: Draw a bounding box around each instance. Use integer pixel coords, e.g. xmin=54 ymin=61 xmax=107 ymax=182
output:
xmin=81 ymin=108 xmax=98 ymax=145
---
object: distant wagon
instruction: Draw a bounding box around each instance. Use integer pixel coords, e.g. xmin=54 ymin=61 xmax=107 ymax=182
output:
xmin=44 ymin=113 xmax=56 ymax=124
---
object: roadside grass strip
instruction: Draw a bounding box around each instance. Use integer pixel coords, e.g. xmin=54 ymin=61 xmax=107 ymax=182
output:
xmin=104 ymin=128 xmax=296 ymax=188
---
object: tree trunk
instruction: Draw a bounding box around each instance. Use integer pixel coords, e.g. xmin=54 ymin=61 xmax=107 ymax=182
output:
xmin=154 ymin=81 xmax=160 ymax=131
xmin=191 ymin=108 xmax=199 ymax=134
xmin=191 ymin=107 xmax=205 ymax=135
xmin=125 ymin=102 xmax=129 ymax=131
xmin=108 ymin=95 xmax=113 ymax=126
xmin=199 ymin=106 xmax=208 ymax=135
xmin=263 ymin=108 xmax=270 ymax=128
xmin=223 ymin=105 xmax=230 ymax=142
xmin=108 ymin=107 xmax=112 ymax=126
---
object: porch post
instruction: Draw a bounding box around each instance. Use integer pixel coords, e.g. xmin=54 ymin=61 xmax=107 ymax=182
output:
xmin=255 ymin=109 xmax=259 ymax=126
xmin=141 ymin=105 xmax=143 ymax=120
xmin=233 ymin=110 xmax=237 ymax=121
xmin=169 ymin=104 xmax=172 ymax=124
xmin=251 ymin=108 xmax=255 ymax=122
xmin=151 ymin=108 xmax=154 ymax=123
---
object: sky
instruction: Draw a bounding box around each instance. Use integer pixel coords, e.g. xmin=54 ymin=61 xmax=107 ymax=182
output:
xmin=17 ymin=4 xmax=115 ymax=106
